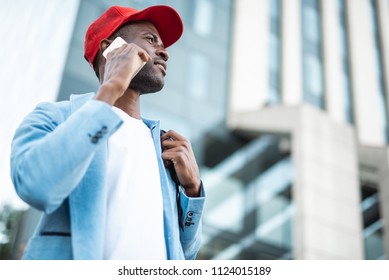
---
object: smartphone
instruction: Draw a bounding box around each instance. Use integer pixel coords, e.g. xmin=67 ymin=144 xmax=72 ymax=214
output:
xmin=103 ymin=36 xmax=147 ymax=79
xmin=102 ymin=37 xmax=127 ymax=58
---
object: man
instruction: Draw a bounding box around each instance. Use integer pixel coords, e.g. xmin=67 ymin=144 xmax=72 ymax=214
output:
xmin=10 ymin=5 xmax=205 ymax=260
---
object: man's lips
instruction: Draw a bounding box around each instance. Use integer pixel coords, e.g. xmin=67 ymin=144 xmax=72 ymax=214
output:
xmin=154 ymin=60 xmax=167 ymax=75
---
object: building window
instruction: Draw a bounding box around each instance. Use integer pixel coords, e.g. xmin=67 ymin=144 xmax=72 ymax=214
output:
xmin=361 ymin=184 xmax=386 ymax=259
xmin=187 ymin=52 xmax=210 ymax=100
xmin=193 ymin=0 xmax=214 ymax=37
xmin=255 ymin=157 xmax=293 ymax=253
xmin=198 ymin=135 xmax=293 ymax=259
xmin=304 ymin=54 xmax=323 ymax=98
xmin=370 ymin=0 xmax=389 ymax=142
xmin=337 ymin=0 xmax=353 ymax=123
xmin=269 ymin=0 xmax=282 ymax=104
xmin=301 ymin=0 xmax=324 ymax=109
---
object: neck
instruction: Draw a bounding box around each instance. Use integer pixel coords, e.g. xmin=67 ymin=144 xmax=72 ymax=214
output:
xmin=113 ymin=89 xmax=141 ymax=119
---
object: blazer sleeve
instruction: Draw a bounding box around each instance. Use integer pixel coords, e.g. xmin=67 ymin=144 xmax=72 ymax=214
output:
xmin=10 ymin=99 xmax=123 ymax=214
xmin=179 ymin=182 xmax=206 ymax=259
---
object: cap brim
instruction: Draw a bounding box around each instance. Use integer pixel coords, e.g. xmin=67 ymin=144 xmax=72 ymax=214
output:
xmin=124 ymin=5 xmax=183 ymax=48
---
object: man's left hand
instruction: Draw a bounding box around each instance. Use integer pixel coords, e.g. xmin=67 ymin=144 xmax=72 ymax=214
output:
xmin=161 ymin=130 xmax=201 ymax=197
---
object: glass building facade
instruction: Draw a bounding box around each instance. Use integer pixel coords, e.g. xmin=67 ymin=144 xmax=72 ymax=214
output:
xmin=301 ymin=0 xmax=324 ymax=109
xmin=269 ymin=0 xmax=282 ymax=105
xmin=369 ymin=0 xmax=389 ymax=143
xmin=361 ymin=183 xmax=385 ymax=259
xmin=337 ymin=0 xmax=353 ymax=123
xmin=229 ymin=0 xmax=389 ymax=260
xmin=198 ymin=134 xmax=293 ymax=259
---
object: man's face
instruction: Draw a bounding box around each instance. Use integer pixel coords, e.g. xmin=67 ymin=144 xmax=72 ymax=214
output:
xmin=113 ymin=21 xmax=169 ymax=94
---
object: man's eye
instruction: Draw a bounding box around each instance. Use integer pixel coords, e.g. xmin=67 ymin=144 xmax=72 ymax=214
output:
xmin=146 ymin=36 xmax=154 ymax=43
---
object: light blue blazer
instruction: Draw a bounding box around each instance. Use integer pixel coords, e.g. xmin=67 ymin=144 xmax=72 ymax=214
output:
xmin=11 ymin=93 xmax=205 ymax=260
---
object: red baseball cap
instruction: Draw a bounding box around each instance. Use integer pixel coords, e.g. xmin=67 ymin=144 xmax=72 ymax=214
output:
xmin=84 ymin=5 xmax=184 ymax=67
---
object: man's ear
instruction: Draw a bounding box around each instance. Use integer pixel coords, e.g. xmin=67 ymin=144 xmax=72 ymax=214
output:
xmin=99 ymin=39 xmax=112 ymax=54
xmin=93 ymin=39 xmax=112 ymax=81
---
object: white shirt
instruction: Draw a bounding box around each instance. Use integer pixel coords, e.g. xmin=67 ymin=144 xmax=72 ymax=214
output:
xmin=104 ymin=107 xmax=166 ymax=260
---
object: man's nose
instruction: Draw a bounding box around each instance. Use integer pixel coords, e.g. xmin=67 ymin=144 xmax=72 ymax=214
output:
xmin=156 ymin=48 xmax=169 ymax=61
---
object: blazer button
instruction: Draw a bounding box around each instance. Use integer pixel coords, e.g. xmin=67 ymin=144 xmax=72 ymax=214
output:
xmin=91 ymin=136 xmax=99 ymax=144
xmin=187 ymin=211 xmax=193 ymax=217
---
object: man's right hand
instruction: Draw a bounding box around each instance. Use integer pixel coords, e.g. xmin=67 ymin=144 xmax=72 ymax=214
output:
xmin=95 ymin=43 xmax=151 ymax=105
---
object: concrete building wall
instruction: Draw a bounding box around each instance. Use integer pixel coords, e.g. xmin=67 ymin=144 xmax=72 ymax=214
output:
xmin=228 ymin=0 xmax=269 ymax=114
xmin=227 ymin=0 xmax=304 ymax=115
xmin=294 ymin=106 xmax=362 ymax=259
xmin=228 ymin=0 xmax=367 ymax=259
xmin=281 ymin=0 xmax=303 ymax=106
xmin=228 ymin=105 xmax=363 ymax=259
xmin=230 ymin=0 xmax=389 ymax=142
xmin=228 ymin=0 xmax=389 ymax=259
xmin=347 ymin=0 xmax=386 ymax=146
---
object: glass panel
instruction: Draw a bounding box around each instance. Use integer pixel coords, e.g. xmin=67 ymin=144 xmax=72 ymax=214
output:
xmin=337 ymin=0 xmax=353 ymax=123
xmin=365 ymin=232 xmax=385 ymax=260
xmin=255 ymin=157 xmax=293 ymax=248
xmin=364 ymin=220 xmax=385 ymax=259
xmin=360 ymin=184 xmax=386 ymax=259
xmin=342 ymin=73 xmax=353 ymax=122
xmin=269 ymin=0 xmax=281 ymax=105
xmin=301 ymin=0 xmax=324 ymax=109
xmin=270 ymin=0 xmax=280 ymax=17
xmin=369 ymin=0 xmax=389 ymax=142
xmin=199 ymin=136 xmax=293 ymax=260
xmin=193 ymin=0 xmax=214 ymax=36
xmin=269 ymin=87 xmax=280 ymax=104
xmin=187 ymin=52 xmax=210 ymax=100
xmin=305 ymin=54 xmax=323 ymax=97
xmin=302 ymin=7 xmax=320 ymax=42
xmin=269 ymin=34 xmax=280 ymax=73
xmin=256 ymin=202 xmax=293 ymax=248
xmin=204 ymin=178 xmax=245 ymax=233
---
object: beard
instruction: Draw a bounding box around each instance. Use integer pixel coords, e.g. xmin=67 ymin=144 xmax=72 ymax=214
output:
xmin=129 ymin=61 xmax=165 ymax=94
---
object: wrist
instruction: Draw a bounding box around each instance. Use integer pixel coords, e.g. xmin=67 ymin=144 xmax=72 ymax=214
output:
xmin=183 ymin=179 xmax=201 ymax=197
xmin=95 ymin=82 xmax=124 ymax=106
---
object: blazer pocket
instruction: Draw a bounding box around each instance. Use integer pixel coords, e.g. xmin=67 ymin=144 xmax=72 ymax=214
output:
xmin=23 ymin=235 xmax=73 ymax=260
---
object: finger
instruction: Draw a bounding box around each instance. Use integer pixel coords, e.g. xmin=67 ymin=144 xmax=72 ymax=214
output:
xmin=163 ymin=144 xmax=188 ymax=152
xmin=161 ymin=152 xmax=175 ymax=164
xmin=161 ymin=130 xmax=176 ymax=141
xmin=162 ymin=140 xmax=187 ymax=150
xmin=161 ymin=149 xmax=188 ymax=163
xmin=160 ymin=132 xmax=171 ymax=142
xmin=138 ymin=49 xmax=152 ymax=62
